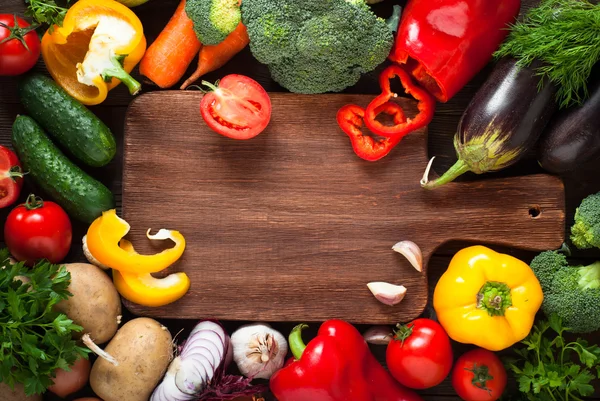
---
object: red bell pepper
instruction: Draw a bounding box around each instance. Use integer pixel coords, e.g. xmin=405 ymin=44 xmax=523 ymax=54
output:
xmin=390 ymin=0 xmax=521 ymax=103
xmin=337 ymin=102 xmax=407 ymax=162
xmin=365 ymin=65 xmax=436 ymax=138
xmin=270 ymin=320 xmax=423 ymax=401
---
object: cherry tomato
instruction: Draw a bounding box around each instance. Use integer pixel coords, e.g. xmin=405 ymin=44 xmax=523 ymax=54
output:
xmin=0 ymin=145 xmax=24 ymax=209
xmin=0 ymin=14 xmax=40 ymax=76
xmin=49 ymin=356 xmax=91 ymax=398
xmin=200 ymin=74 xmax=272 ymax=140
xmin=386 ymin=318 xmax=453 ymax=389
xmin=452 ymin=348 xmax=507 ymax=401
xmin=4 ymin=194 xmax=72 ymax=265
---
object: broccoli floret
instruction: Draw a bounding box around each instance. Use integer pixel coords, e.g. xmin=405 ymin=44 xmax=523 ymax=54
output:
xmin=186 ymin=0 xmax=241 ymax=45
xmin=530 ymin=249 xmax=568 ymax=293
xmin=571 ymin=191 xmax=600 ymax=249
xmin=542 ymin=262 xmax=600 ymax=333
xmin=241 ymin=0 xmax=400 ymax=94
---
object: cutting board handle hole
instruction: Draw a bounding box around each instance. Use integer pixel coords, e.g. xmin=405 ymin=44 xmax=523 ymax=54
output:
xmin=529 ymin=205 xmax=541 ymax=219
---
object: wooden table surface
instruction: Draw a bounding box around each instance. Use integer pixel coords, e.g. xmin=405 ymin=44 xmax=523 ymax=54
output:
xmin=1 ymin=0 xmax=599 ymax=400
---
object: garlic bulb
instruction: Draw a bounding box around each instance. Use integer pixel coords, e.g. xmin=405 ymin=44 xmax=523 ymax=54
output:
xmin=231 ymin=323 xmax=287 ymax=380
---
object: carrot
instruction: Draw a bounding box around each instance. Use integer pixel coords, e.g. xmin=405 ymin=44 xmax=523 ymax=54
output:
xmin=180 ymin=23 xmax=250 ymax=90
xmin=139 ymin=0 xmax=202 ymax=89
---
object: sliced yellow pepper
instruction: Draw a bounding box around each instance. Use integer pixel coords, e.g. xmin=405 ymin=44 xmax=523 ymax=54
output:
xmin=86 ymin=209 xmax=186 ymax=274
xmin=41 ymin=0 xmax=146 ymax=105
xmin=433 ymin=245 xmax=543 ymax=351
xmin=113 ymin=240 xmax=190 ymax=307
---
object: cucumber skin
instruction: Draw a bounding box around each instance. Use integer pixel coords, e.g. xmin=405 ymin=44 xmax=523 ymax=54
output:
xmin=18 ymin=74 xmax=116 ymax=167
xmin=12 ymin=115 xmax=115 ymax=224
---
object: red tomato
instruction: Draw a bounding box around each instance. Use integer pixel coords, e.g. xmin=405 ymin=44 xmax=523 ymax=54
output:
xmin=4 ymin=194 xmax=72 ymax=265
xmin=0 ymin=14 xmax=40 ymax=76
xmin=386 ymin=318 xmax=453 ymax=389
xmin=49 ymin=356 xmax=91 ymax=398
xmin=452 ymin=348 xmax=507 ymax=401
xmin=200 ymin=74 xmax=272 ymax=140
xmin=0 ymin=145 xmax=24 ymax=209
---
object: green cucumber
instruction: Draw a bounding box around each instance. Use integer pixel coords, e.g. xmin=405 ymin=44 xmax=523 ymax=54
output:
xmin=12 ymin=115 xmax=115 ymax=224
xmin=18 ymin=74 xmax=116 ymax=167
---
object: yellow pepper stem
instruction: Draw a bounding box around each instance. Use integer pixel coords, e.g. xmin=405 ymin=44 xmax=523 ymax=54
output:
xmin=476 ymin=281 xmax=513 ymax=317
xmin=102 ymin=54 xmax=141 ymax=95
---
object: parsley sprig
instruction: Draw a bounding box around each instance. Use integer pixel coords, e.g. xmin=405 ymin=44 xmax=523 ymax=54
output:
xmin=0 ymin=249 xmax=89 ymax=396
xmin=24 ymin=0 xmax=74 ymax=31
xmin=494 ymin=0 xmax=600 ymax=108
xmin=505 ymin=314 xmax=600 ymax=401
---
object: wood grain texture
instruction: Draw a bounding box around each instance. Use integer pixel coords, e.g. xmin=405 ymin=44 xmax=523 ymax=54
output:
xmin=122 ymin=92 xmax=565 ymax=323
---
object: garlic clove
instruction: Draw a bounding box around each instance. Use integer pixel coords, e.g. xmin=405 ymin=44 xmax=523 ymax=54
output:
xmin=392 ymin=240 xmax=423 ymax=272
xmin=363 ymin=326 xmax=393 ymax=345
xmin=367 ymin=282 xmax=407 ymax=306
xmin=82 ymin=235 xmax=110 ymax=270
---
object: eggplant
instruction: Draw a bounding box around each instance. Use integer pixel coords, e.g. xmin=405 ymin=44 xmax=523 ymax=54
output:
xmin=537 ymin=76 xmax=600 ymax=174
xmin=422 ymin=57 xmax=557 ymax=189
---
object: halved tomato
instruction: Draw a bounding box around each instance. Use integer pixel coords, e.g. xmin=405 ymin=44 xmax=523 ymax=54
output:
xmin=200 ymin=74 xmax=272 ymax=140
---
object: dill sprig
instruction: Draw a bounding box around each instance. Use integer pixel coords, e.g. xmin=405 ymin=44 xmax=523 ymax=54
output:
xmin=494 ymin=0 xmax=600 ymax=108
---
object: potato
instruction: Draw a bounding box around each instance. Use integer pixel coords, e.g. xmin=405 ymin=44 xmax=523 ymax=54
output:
xmin=90 ymin=318 xmax=173 ymax=401
xmin=0 ymin=382 xmax=42 ymax=401
xmin=54 ymin=263 xmax=121 ymax=344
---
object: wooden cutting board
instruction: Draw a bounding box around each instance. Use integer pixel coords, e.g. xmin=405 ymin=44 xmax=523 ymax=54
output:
xmin=122 ymin=92 xmax=565 ymax=324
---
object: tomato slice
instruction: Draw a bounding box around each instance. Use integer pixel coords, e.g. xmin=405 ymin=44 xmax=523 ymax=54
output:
xmin=200 ymin=74 xmax=272 ymax=140
xmin=0 ymin=145 xmax=24 ymax=209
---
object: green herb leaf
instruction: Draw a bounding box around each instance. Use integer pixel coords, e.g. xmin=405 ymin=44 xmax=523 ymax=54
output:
xmin=507 ymin=314 xmax=600 ymax=401
xmin=494 ymin=0 xmax=600 ymax=108
xmin=517 ymin=374 xmax=533 ymax=393
xmin=24 ymin=0 xmax=74 ymax=31
xmin=0 ymin=253 xmax=87 ymax=395
xmin=569 ymin=370 xmax=595 ymax=396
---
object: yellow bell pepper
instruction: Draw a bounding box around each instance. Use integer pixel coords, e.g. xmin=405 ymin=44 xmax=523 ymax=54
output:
xmin=86 ymin=209 xmax=186 ymax=274
xmin=113 ymin=240 xmax=190 ymax=307
xmin=433 ymin=246 xmax=543 ymax=351
xmin=41 ymin=0 xmax=146 ymax=106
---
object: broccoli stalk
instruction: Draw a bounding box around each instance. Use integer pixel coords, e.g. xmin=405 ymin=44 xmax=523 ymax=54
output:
xmin=578 ymin=261 xmax=600 ymax=289
xmin=571 ymin=191 xmax=600 ymax=249
xmin=530 ymin=247 xmax=600 ymax=333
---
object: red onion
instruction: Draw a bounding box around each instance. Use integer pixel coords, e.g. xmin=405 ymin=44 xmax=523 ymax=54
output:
xmin=151 ymin=321 xmax=265 ymax=401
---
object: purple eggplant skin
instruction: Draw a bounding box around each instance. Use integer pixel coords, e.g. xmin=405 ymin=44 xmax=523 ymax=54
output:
xmin=423 ymin=57 xmax=558 ymax=189
xmin=537 ymin=76 xmax=600 ymax=174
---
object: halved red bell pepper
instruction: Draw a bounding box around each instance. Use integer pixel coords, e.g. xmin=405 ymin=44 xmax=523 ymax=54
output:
xmin=270 ymin=320 xmax=423 ymax=401
xmin=337 ymin=102 xmax=406 ymax=162
xmin=390 ymin=0 xmax=521 ymax=102
xmin=365 ymin=65 xmax=436 ymax=138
